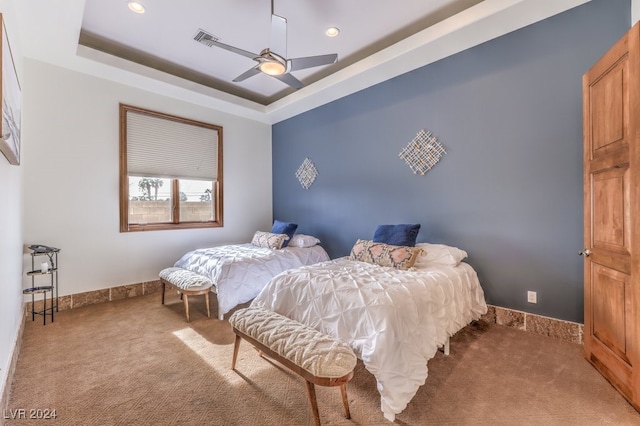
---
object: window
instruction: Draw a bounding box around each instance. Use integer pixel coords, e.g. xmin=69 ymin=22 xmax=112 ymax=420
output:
xmin=119 ymin=104 xmax=223 ymax=232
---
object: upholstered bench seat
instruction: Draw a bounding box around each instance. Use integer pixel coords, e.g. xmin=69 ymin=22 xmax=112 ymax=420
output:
xmin=159 ymin=267 xmax=214 ymax=322
xmin=229 ymin=306 xmax=357 ymax=426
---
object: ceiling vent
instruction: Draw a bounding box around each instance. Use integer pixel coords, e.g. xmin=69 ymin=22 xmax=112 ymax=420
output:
xmin=193 ymin=29 xmax=219 ymax=46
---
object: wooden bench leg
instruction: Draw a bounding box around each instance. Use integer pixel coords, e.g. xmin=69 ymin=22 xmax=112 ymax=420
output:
xmin=232 ymin=334 xmax=241 ymax=370
xmin=159 ymin=269 xmax=214 ymax=322
xmin=340 ymin=384 xmax=351 ymax=419
xmin=183 ymin=293 xmax=190 ymax=322
xmin=204 ymin=292 xmax=211 ymax=318
xmin=305 ymin=380 xmax=321 ymax=426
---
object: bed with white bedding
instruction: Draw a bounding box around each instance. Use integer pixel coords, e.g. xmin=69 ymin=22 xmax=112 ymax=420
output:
xmin=250 ymin=255 xmax=487 ymax=421
xmin=173 ymin=243 xmax=329 ymax=319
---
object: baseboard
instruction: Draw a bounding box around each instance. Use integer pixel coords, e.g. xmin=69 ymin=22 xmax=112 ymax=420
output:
xmin=0 ymin=304 xmax=26 ymax=414
xmin=21 ymin=282 xmax=584 ymax=347
xmin=24 ymin=279 xmax=162 ymax=318
xmin=481 ymin=304 xmax=584 ymax=344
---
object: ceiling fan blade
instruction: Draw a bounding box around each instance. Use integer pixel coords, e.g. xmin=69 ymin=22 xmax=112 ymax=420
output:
xmin=273 ymin=73 xmax=304 ymax=89
xmin=205 ymin=39 xmax=258 ymax=60
xmin=232 ymin=66 xmax=261 ymax=83
xmin=194 ymin=29 xmax=258 ymax=60
xmin=271 ymin=14 xmax=287 ymax=57
xmin=289 ymin=54 xmax=338 ymax=72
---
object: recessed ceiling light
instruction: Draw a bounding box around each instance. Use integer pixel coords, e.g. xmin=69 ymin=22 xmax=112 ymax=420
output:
xmin=128 ymin=1 xmax=145 ymax=14
xmin=325 ymin=27 xmax=340 ymax=37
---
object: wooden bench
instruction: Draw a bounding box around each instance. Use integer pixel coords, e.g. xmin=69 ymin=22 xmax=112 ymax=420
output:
xmin=159 ymin=267 xmax=214 ymax=322
xmin=228 ymin=306 xmax=357 ymax=426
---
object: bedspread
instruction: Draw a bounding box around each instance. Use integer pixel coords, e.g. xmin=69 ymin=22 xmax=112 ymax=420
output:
xmin=173 ymin=243 xmax=329 ymax=317
xmin=251 ymin=257 xmax=487 ymax=420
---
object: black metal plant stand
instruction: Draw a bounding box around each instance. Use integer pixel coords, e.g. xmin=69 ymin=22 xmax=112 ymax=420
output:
xmin=24 ymin=245 xmax=60 ymax=325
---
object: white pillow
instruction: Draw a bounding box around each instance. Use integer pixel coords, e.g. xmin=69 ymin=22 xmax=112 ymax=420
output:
xmin=287 ymin=234 xmax=321 ymax=248
xmin=414 ymin=242 xmax=467 ymax=267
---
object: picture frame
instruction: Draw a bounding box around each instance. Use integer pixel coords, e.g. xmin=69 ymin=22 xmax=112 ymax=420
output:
xmin=0 ymin=14 xmax=21 ymax=165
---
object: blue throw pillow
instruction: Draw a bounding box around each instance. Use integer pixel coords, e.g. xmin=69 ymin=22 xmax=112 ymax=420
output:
xmin=372 ymin=224 xmax=421 ymax=247
xmin=271 ymin=220 xmax=298 ymax=247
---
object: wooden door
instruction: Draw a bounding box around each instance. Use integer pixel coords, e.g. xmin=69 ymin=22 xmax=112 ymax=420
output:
xmin=583 ymin=22 xmax=640 ymax=411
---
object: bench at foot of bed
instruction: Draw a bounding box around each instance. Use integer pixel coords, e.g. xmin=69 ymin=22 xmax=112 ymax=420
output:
xmin=229 ymin=306 xmax=357 ymax=426
xmin=159 ymin=267 xmax=215 ymax=322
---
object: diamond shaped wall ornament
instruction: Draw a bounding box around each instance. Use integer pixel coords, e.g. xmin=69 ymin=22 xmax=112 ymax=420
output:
xmin=398 ymin=130 xmax=447 ymax=175
xmin=295 ymin=157 xmax=318 ymax=189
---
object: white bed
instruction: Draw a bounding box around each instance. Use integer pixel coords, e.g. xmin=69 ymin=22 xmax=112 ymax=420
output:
xmin=173 ymin=243 xmax=329 ymax=319
xmin=250 ymin=255 xmax=487 ymax=421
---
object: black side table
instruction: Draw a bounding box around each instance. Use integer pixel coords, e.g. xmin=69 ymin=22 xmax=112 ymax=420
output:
xmin=25 ymin=245 xmax=60 ymax=325
xmin=23 ymin=285 xmax=55 ymax=324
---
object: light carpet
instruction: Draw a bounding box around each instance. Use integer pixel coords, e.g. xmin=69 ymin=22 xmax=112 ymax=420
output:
xmin=5 ymin=292 xmax=640 ymax=425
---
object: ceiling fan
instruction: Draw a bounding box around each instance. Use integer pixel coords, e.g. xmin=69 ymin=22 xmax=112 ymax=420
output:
xmin=194 ymin=0 xmax=338 ymax=89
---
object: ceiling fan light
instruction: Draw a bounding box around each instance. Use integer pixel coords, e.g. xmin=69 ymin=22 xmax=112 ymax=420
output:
xmin=259 ymin=61 xmax=286 ymax=76
xmin=128 ymin=1 xmax=145 ymax=14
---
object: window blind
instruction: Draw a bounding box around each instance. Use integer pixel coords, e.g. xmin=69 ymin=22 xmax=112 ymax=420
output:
xmin=126 ymin=110 xmax=218 ymax=180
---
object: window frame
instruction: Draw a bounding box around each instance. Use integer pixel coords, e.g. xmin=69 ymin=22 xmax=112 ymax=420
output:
xmin=119 ymin=104 xmax=223 ymax=232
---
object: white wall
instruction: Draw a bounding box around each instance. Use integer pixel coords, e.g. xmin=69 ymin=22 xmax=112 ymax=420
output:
xmin=0 ymin=130 xmax=22 ymax=404
xmin=22 ymin=59 xmax=272 ymax=296
xmin=634 ymin=0 xmax=640 ymax=26
xmin=0 ymin=0 xmax=23 ymax=405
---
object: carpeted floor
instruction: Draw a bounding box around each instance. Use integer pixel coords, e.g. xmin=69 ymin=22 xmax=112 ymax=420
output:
xmin=5 ymin=292 xmax=640 ymax=425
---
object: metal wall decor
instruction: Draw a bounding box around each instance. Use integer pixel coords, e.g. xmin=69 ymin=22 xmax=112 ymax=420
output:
xmin=398 ymin=130 xmax=446 ymax=175
xmin=295 ymin=157 xmax=318 ymax=189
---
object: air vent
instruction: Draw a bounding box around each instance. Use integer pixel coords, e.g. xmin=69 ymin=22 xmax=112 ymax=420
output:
xmin=194 ymin=29 xmax=219 ymax=47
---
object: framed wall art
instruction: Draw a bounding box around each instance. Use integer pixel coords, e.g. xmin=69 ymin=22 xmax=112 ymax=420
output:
xmin=0 ymin=14 xmax=21 ymax=165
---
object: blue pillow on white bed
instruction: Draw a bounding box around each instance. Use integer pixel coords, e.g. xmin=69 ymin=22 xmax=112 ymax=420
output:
xmin=271 ymin=220 xmax=298 ymax=247
xmin=372 ymin=224 xmax=420 ymax=247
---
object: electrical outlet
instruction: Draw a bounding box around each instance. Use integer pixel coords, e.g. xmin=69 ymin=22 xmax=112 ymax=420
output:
xmin=527 ymin=291 xmax=537 ymax=304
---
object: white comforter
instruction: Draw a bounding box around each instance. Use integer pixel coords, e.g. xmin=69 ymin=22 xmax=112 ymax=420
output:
xmin=173 ymin=244 xmax=329 ymax=317
xmin=251 ymin=257 xmax=487 ymax=420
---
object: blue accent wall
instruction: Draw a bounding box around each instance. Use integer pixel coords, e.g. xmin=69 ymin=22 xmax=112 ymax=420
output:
xmin=272 ymin=0 xmax=630 ymax=323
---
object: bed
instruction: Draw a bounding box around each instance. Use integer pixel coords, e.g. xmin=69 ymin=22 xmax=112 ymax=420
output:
xmin=250 ymin=240 xmax=487 ymax=421
xmin=173 ymin=231 xmax=329 ymax=320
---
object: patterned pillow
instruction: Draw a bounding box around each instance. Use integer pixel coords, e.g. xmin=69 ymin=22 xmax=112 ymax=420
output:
xmin=349 ymin=239 xmax=422 ymax=270
xmin=251 ymin=231 xmax=289 ymax=249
